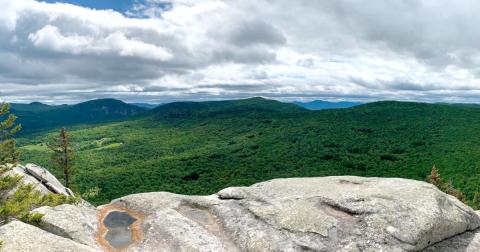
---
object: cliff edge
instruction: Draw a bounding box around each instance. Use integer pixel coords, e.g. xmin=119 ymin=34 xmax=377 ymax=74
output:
xmin=1 ymin=164 xmax=480 ymax=251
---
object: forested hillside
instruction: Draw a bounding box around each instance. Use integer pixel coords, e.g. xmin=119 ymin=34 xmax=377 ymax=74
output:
xmin=18 ymin=98 xmax=480 ymax=205
xmin=12 ymin=99 xmax=146 ymax=133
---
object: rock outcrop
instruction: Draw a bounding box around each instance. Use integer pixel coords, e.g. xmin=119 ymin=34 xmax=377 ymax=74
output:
xmin=32 ymin=204 xmax=100 ymax=249
xmin=1 ymin=163 xmax=73 ymax=197
xmin=24 ymin=164 xmax=74 ymax=196
xmin=0 ymin=221 xmax=98 ymax=252
xmin=1 ymin=173 xmax=480 ymax=251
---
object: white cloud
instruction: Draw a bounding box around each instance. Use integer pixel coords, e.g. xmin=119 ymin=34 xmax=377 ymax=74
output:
xmin=28 ymin=25 xmax=93 ymax=54
xmin=1 ymin=0 xmax=480 ymax=103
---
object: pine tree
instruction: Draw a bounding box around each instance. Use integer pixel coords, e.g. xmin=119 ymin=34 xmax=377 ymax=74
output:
xmin=427 ymin=165 xmax=443 ymax=189
xmin=0 ymin=103 xmax=21 ymax=165
xmin=0 ymin=102 xmax=22 ymax=199
xmin=49 ymin=127 xmax=74 ymax=188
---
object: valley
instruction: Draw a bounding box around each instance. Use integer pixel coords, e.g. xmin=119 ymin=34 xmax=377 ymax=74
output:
xmin=16 ymin=98 xmax=480 ymax=205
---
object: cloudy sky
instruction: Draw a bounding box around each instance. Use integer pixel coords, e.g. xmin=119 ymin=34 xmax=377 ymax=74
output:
xmin=1 ymin=0 xmax=480 ymax=104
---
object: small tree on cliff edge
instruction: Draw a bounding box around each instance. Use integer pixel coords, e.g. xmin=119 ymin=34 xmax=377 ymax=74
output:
xmin=49 ymin=127 xmax=74 ymax=188
xmin=0 ymin=103 xmax=21 ymax=164
xmin=427 ymin=165 xmax=466 ymax=203
xmin=427 ymin=165 xmax=442 ymax=189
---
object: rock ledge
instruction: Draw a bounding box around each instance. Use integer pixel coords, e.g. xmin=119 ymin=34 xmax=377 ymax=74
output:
xmin=1 ymin=169 xmax=480 ymax=251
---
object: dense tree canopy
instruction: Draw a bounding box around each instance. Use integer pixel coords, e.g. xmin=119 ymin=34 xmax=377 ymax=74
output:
xmin=18 ymin=99 xmax=480 ymax=208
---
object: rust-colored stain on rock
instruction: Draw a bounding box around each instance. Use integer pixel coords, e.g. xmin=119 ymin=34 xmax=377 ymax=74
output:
xmin=97 ymin=204 xmax=144 ymax=252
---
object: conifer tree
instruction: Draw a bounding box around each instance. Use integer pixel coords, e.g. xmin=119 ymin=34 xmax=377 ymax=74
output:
xmin=0 ymin=102 xmax=22 ymax=201
xmin=427 ymin=165 xmax=443 ymax=189
xmin=0 ymin=103 xmax=21 ymax=164
xmin=49 ymin=127 xmax=74 ymax=188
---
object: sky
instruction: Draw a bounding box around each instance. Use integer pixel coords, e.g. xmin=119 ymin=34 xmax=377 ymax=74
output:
xmin=42 ymin=0 xmax=136 ymax=13
xmin=2 ymin=0 xmax=480 ymax=104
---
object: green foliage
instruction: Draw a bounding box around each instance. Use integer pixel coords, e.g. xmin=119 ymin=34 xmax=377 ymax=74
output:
xmin=0 ymin=176 xmax=78 ymax=225
xmin=49 ymin=128 xmax=75 ymax=188
xmin=0 ymin=103 xmax=22 ymax=164
xmin=81 ymin=186 xmax=100 ymax=201
xmin=12 ymin=99 xmax=145 ymax=134
xmin=16 ymin=99 xmax=480 ymax=208
xmin=0 ymin=103 xmax=77 ymax=225
xmin=19 ymin=212 xmax=44 ymax=226
xmin=470 ymin=192 xmax=480 ymax=210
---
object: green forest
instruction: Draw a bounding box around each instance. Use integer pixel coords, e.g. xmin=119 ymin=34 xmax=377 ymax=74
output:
xmin=16 ymin=98 xmax=480 ymax=205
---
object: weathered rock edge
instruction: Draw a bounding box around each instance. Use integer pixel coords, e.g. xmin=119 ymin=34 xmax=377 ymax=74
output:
xmin=1 ymin=163 xmax=74 ymax=197
xmin=1 ymin=174 xmax=480 ymax=251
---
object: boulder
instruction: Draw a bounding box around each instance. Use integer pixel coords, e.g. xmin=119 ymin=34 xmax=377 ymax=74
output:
xmin=103 ymin=176 xmax=480 ymax=252
xmin=1 ymin=164 xmax=51 ymax=196
xmin=0 ymin=221 xmax=100 ymax=252
xmin=32 ymin=204 xmax=100 ymax=249
xmin=3 ymin=175 xmax=480 ymax=252
xmin=24 ymin=163 xmax=74 ymax=196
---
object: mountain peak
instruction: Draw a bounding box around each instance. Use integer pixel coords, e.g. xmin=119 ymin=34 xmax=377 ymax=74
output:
xmin=29 ymin=101 xmax=47 ymax=106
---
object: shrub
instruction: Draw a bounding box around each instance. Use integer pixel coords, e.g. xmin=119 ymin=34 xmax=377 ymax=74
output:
xmin=0 ymin=181 xmax=79 ymax=225
xmin=427 ymin=166 xmax=467 ymax=204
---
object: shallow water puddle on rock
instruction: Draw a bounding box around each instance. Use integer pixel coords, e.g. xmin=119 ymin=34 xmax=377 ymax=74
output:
xmin=103 ymin=211 xmax=137 ymax=249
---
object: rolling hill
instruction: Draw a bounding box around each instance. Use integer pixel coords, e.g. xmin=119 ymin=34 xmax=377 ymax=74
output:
xmin=11 ymin=102 xmax=66 ymax=112
xmin=17 ymin=97 xmax=480 ymax=205
xmin=12 ymin=99 xmax=146 ymax=133
xmin=294 ymin=100 xmax=362 ymax=110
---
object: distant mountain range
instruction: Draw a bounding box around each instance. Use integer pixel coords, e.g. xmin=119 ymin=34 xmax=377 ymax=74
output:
xmin=130 ymin=103 xmax=161 ymax=109
xmin=294 ymin=100 xmax=362 ymax=110
xmin=11 ymin=99 xmax=146 ymax=132
xmin=12 ymin=97 xmax=480 ymax=134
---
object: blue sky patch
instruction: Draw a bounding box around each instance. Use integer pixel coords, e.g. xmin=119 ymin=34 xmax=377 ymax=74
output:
xmin=41 ymin=0 xmax=136 ymax=13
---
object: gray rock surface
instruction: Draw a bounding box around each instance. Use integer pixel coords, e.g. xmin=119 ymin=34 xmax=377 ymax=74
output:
xmin=2 ymin=174 xmax=480 ymax=251
xmin=424 ymin=229 xmax=480 ymax=252
xmin=0 ymin=221 xmax=100 ymax=252
xmin=0 ymin=163 xmax=74 ymax=197
xmin=24 ymin=163 xmax=74 ymax=196
xmin=2 ymin=164 xmax=51 ymax=196
xmin=106 ymin=176 xmax=480 ymax=252
xmin=32 ymin=204 xmax=100 ymax=249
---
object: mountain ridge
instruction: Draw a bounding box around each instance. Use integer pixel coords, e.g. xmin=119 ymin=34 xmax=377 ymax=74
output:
xmin=12 ymin=98 xmax=146 ymax=133
xmin=294 ymin=100 xmax=362 ymax=110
